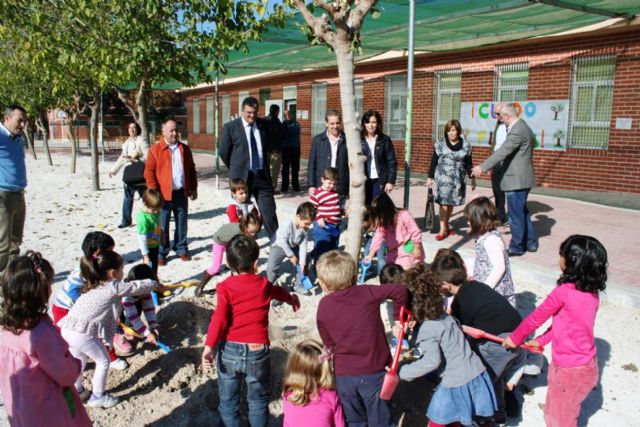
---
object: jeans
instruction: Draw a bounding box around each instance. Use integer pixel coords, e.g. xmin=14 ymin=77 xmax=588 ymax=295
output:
xmin=363 ymin=233 xmax=386 ymax=276
xmin=0 ymin=190 xmax=25 ymax=272
xmin=217 ymin=342 xmax=271 ymax=427
xmin=365 ymin=178 xmax=383 ymax=206
xmin=159 ymin=189 xmax=188 ymax=258
xmin=335 ymin=372 xmax=394 ymax=427
xmin=506 ymin=188 xmax=537 ymax=253
xmin=312 ymin=221 xmax=340 ymax=262
xmin=121 ymin=183 xmax=146 ymax=226
xmin=281 ymin=146 xmax=300 ymax=191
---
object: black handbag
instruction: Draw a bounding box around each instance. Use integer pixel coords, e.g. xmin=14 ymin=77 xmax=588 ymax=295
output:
xmin=423 ymin=187 xmax=436 ymax=232
xmin=122 ymin=161 xmax=146 ymax=187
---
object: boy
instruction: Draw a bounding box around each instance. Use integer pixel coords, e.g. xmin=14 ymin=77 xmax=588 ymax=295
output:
xmin=266 ymin=202 xmax=316 ymax=289
xmin=309 ymin=167 xmax=342 ymax=261
xmin=226 ymin=177 xmax=260 ymax=223
xmin=316 ymin=250 xmax=408 ymax=426
xmin=202 ymin=234 xmax=300 ymax=427
xmin=137 ymin=188 xmax=163 ymax=278
xmin=431 ymin=249 xmax=526 ymax=422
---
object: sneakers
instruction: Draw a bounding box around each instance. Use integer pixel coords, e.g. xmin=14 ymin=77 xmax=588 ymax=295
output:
xmin=109 ymin=358 xmax=129 ymax=371
xmin=87 ymin=393 xmax=119 ymax=409
xmin=76 ymin=387 xmax=92 ymax=401
xmin=113 ymin=333 xmax=134 ymax=356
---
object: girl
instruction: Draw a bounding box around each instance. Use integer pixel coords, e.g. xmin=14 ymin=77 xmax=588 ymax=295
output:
xmin=399 ymin=265 xmax=497 ymax=427
xmin=59 ymin=250 xmax=163 ymax=408
xmin=427 ymin=119 xmax=474 ymax=240
xmin=282 ymin=340 xmax=345 ymax=427
xmin=0 ymin=252 xmax=92 ymax=427
xmin=504 ymin=235 xmax=608 ymax=427
xmin=121 ymin=264 xmax=160 ymax=348
xmin=464 ymin=197 xmax=516 ymax=306
xmin=196 ymin=212 xmax=262 ymax=296
xmin=364 ymin=193 xmax=424 ymax=269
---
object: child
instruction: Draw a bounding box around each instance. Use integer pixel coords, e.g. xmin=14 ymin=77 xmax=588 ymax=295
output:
xmin=364 ymin=193 xmax=424 ymax=269
xmin=0 ymin=252 xmax=92 ymax=427
xmin=196 ymin=212 xmax=262 ymax=296
xmin=52 ymin=231 xmax=130 ymax=369
xmin=379 ymin=263 xmax=406 ymax=329
xmin=362 ymin=205 xmax=386 ymax=275
xmin=316 ymin=250 xmax=408 ymax=426
xmin=432 ymin=249 xmax=524 ymax=423
xmin=504 ymin=235 xmax=608 ymax=427
xmin=282 ymin=340 xmax=346 ymax=427
xmin=266 ymin=202 xmax=316 ymax=287
xmin=399 ymin=264 xmax=497 ymax=427
xmin=121 ymin=264 xmax=160 ymax=347
xmin=309 ymin=167 xmax=342 ymax=262
xmin=202 ymin=234 xmax=300 ymax=427
xmin=59 ymin=250 xmax=163 ymax=408
xmin=464 ymin=197 xmax=516 ymax=306
xmin=226 ymin=177 xmax=260 ymax=223
xmin=137 ymin=188 xmax=163 ymax=278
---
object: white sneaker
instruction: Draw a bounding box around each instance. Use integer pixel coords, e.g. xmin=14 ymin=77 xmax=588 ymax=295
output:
xmin=109 ymin=358 xmax=128 ymax=371
xmin=76 ymin=387 xmax=92 ymax=401
xmin=87 ymin=393 xmax=119 ymax=408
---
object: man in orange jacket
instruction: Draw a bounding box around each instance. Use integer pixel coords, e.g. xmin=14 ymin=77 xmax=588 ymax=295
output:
xmin=144 ymin=118 xmax=198 ymax=265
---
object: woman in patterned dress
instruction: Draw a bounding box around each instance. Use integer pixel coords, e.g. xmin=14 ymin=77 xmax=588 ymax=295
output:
xmin=427 ymin=119 xmax=474 ymax=240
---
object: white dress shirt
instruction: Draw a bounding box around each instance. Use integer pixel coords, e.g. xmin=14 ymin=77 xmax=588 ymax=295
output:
xmin=242 ymin=118 xmax=264 ymax=170
xmin=166 ymin=141 xmax=185 ymax=190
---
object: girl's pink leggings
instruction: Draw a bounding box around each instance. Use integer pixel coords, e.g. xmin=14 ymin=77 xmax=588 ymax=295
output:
xmin=206 ymin=242 xmax=226 ymax=275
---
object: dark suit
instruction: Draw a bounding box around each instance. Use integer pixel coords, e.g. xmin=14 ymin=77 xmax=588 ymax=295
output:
xmin=220 ymin=117 xmax=278 ymax=235
xmin=489 ymin=120 xmax=507 ymax=223
xmin=307 ymin=132 xmax=349 ymax=200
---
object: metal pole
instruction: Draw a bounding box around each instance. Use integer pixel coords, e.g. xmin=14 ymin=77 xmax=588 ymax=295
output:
xmin=215 ymin=72 xmax=220 ymax=189
xmin=99 ymin=91 xmax=105 ymax=163
xmin=403 ymin=0 xmax=415 ymax=209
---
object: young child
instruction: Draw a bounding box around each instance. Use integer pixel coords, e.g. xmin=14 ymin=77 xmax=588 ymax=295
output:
xmin=202 ymin=234 xmax=300 ymax=427
xmin=364 ymin=193 xmax=424 ymax=269
xmin=432 ymin=249 xmax=524 ymax=423
xmin=52 ymin=231 xmax=130 ymax=369
xmin=0 ymin=252 xmax=92 ymax=427
xmin=266 ymin=202 xmax=316 ymax=287
xmin=504 ymin=235 xmax=608 ymax=427
xmin=379 ymin=263 xmax=406 ymax=329
xmin=464 ymin=197 xmax=516 ymax=306
xmin=362 ymin=205 xmax=386 ymax=275
xmin=121 ymin=264 xmax=160 ymax=348
xmin=226 ymin=177 xmax=260 ymax=223
xmin=316 ymin=250 xmax=408 ymax=426
xmin=59 ymin=250 xmax=163 ymax=408
xmin=137 ymin=188 xmax=163 ymax=278
xmin=196 ymin=212 xmax=262 ymax=296
xmin=399 ymin=264 xmax=497 ymax=427
xmin=309 ymin=167 xmax=342 ymax=262
xmin=282 ymin=340 xmax=346 ymax=427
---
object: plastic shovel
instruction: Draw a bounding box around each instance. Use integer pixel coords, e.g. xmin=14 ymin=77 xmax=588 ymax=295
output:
xmin=162 ymin=280 xmax=200 ymax=297
xmin=358 ymin=260 xmax=372 ymax=285
xmin=295 ymin=265 xmax=314 ymax=291
xmin=380 ymin=306 xmax=412 ymax=400
xmin=461 ymin=325 xmax=543 ymax=354
xmin=119 ymin=322 xmax=173 ymax=353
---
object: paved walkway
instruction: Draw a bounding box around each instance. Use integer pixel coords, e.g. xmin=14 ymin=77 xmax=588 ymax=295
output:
xmin=194 ymin=153 xmax=640 ymax=307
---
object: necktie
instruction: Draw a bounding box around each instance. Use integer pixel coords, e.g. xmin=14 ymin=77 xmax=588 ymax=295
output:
xmin=249 ymin=125 xmax=260 ymax=172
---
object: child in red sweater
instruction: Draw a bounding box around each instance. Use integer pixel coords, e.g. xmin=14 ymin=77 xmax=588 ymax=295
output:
xmin=226 ymin=178 xmax=260 ymax=223
xmin=202 ymin=234 xmax=300 ymax=426
xmin=309 ymin=167 xmax=342 ymax=262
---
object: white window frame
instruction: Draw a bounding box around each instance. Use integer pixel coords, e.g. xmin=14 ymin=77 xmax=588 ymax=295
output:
xmin=238 ymin=91 xmax=249 ymax=116
xmin=205 ymin=96 xmax=214 ymax=134
xmin=192 ymin=98 xmax=200 ymax=135
xmin=222 ymin=94 xmax=231 ymax=125
xmin=494 ymin=62 xmax=529 ymax=102
xmin=283 ymin=85 xmax=297 ymax=101
xmin=354 ymin=79 xmax=364 ymax=120
xmin=433 ymin=69 xmax=461 ymax=142
xmin=311 ymin=83 xmax=327 ymax=136
xmin=384 ymin=74 xmax=407 ymax=140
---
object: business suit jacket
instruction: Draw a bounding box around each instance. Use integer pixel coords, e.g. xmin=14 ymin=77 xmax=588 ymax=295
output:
xmin=220 ymin=117 xmax=271 ymax=182
xmin=307 ymin=132 xmax=349 ymax=197
xmin=480 ymin=118 xmax=535 ymax=192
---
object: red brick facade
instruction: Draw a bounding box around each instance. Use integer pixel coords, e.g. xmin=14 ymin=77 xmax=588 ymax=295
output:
xmin=184 ymin=26 xmax=640 ymax=194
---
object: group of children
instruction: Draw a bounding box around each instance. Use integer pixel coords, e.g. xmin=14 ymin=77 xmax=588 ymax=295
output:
xmin=0 ymin=167 xmax=609 ymax=427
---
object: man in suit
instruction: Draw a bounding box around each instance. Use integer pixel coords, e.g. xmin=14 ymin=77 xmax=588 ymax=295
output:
xmin=264 ymin=104 xmax=284 ymax=191
xmin=489 ymin=103 xmax=508 ymax=224
xmin=307 ymin=109 xmax=349 ymax=204
xmin=472 ymin=103 xmax=538 ymax=256
xmin=220 ymin=96 xmax=278 ymax=240
xmin=145 ymin=118 xmax=198 ymax=264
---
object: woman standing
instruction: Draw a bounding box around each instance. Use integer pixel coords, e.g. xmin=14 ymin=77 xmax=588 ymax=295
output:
xmin=109 ymin=122 xmax=149 ymax=228
xmin=427 ymin=119 xmax=474 ymax=240
xmin=361 ymin=110 xmax=397 ymax=206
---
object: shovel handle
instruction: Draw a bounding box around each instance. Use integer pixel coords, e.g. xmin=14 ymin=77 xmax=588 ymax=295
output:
xmin=389 ymin=307 xmax=413 ymax=372
xmin=118 ymin=322 xmax=172 ymax=353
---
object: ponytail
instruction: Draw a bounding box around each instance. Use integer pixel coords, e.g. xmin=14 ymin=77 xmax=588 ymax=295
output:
xmin=80 ymin=250 xmax=123 ymax=292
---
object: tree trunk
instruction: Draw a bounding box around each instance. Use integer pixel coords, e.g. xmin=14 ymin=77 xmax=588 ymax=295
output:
xmin=136 ymin=79 xmax=151 ymax=146
xmin=24 ymin=120 xmax=37 ymax=160
xmin=66 ymin=112 xmax=79 ymax=174
xmin=89 ymin=88 xmax=101 ymax=191
xmin=35 ymin=114 xmax=53 ymax=166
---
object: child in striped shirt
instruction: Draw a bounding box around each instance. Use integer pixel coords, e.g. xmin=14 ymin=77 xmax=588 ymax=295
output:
xmin=310 ymin=167 xmax=342 ymax=262
xmin=121 ymin=264 xmax=159 ymax=347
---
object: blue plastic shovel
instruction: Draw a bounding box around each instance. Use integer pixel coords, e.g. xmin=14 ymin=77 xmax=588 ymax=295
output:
xmin=295 ymin=265 xmax=314 ymax=290
xmin=358 ymin=260 xmax=372 ymax=285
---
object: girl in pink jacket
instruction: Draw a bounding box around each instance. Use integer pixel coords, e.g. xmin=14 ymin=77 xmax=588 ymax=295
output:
xmin=0 ymin=252 xmax=92 ymax=427
xmin=364 ymin=193 xmax=424 ymax=269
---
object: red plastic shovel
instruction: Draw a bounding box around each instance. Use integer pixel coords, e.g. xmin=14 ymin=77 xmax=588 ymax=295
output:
xmin=461 ymin=325 xmax=543 ymax=354
xmin=380 ymin=306 xmax=412 ymax=400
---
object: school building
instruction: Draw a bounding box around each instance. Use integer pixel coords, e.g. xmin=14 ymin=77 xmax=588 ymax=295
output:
xmin=182 ymin=21 xmax=640 ymax=195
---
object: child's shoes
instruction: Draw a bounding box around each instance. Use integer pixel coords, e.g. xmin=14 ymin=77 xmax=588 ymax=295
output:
xmin=109 ymin=358 xmax=129 ymax=371
xmin=76 ymin=386 xmax=92 ymax=401
xmin=113 ymin=333 xmax=134 ymax=356
xmin=87 ymin=393 xmax=119 ymax=408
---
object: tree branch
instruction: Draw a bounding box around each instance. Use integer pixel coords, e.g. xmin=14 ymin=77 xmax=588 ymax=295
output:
xmin=114 ymin=86 xmax=138 ymax=121
xmin=292 ymin=0 xmax=337 ymax=47
xmin=348 ymin=0 xmax=376 ymax=31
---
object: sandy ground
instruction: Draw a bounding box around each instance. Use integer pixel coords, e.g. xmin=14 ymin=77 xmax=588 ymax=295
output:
xmin=1 ymin=152 xmax=639 ymax=426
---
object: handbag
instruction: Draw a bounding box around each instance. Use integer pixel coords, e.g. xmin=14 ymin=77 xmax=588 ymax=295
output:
xmin=122 ymin=161 xmax=146 ymax=187
xmin=423 ymin=187 xmax=436 ymax=232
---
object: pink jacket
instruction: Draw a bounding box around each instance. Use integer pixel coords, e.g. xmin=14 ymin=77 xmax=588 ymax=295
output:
xmin=0 ymin=316 xmax=92 ymax=427
xmin=283 ymin=388 xmax=346 ymax=427
xmin=369 ymin=210 xmax=425 ymax=268
xmin=510 ymin=282 xmax=599 ymax=368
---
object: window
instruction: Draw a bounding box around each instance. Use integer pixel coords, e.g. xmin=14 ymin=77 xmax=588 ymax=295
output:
xmin=238 ymin=91 xmax=249 ymax=115
xmin=385 ymin=75 xmax=407 ymax=140
xmin=354 ymin=79 xmax=364 ymax=119
xmin=192 ymin=98 xmax=200 ymax=135
xmin=569 ymin=56 xmax=616 ymax=149
xmin=494 ymin=63 xmax=529 ymax=102
xmin=283 ymin=85 xmax=297 ymax=101
xmin=311 ymin=83 xmax=327 ymax=136
xmin=222 ymin=95 xmax=231 ymax=125
xmin=259 ymin=88 xmax=271 ymax=106
xmin=433 ymin=69 xmax=461 ymax=141
xmin=206 ymin=96 xmax=214 ymax=134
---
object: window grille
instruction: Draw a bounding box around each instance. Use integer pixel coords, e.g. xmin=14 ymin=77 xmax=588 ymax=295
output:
xmin=433 ymin=69 xmax=461 ymax=141
xmin=385 ymin=75 xmax=407 ymax=140
xmin=312 ymin=83 xmax=327 ymax=136
xmin=192 ymin=98 xmax=200 ymax=135
xmin=494 ymin=62 xmax=529 ymax=102
xmin=206 ymin=96 xmax=214 ymax=134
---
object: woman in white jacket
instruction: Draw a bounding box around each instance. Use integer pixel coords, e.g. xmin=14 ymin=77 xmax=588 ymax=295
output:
xmin=109 ymin=122 xmax=149 ymax=228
